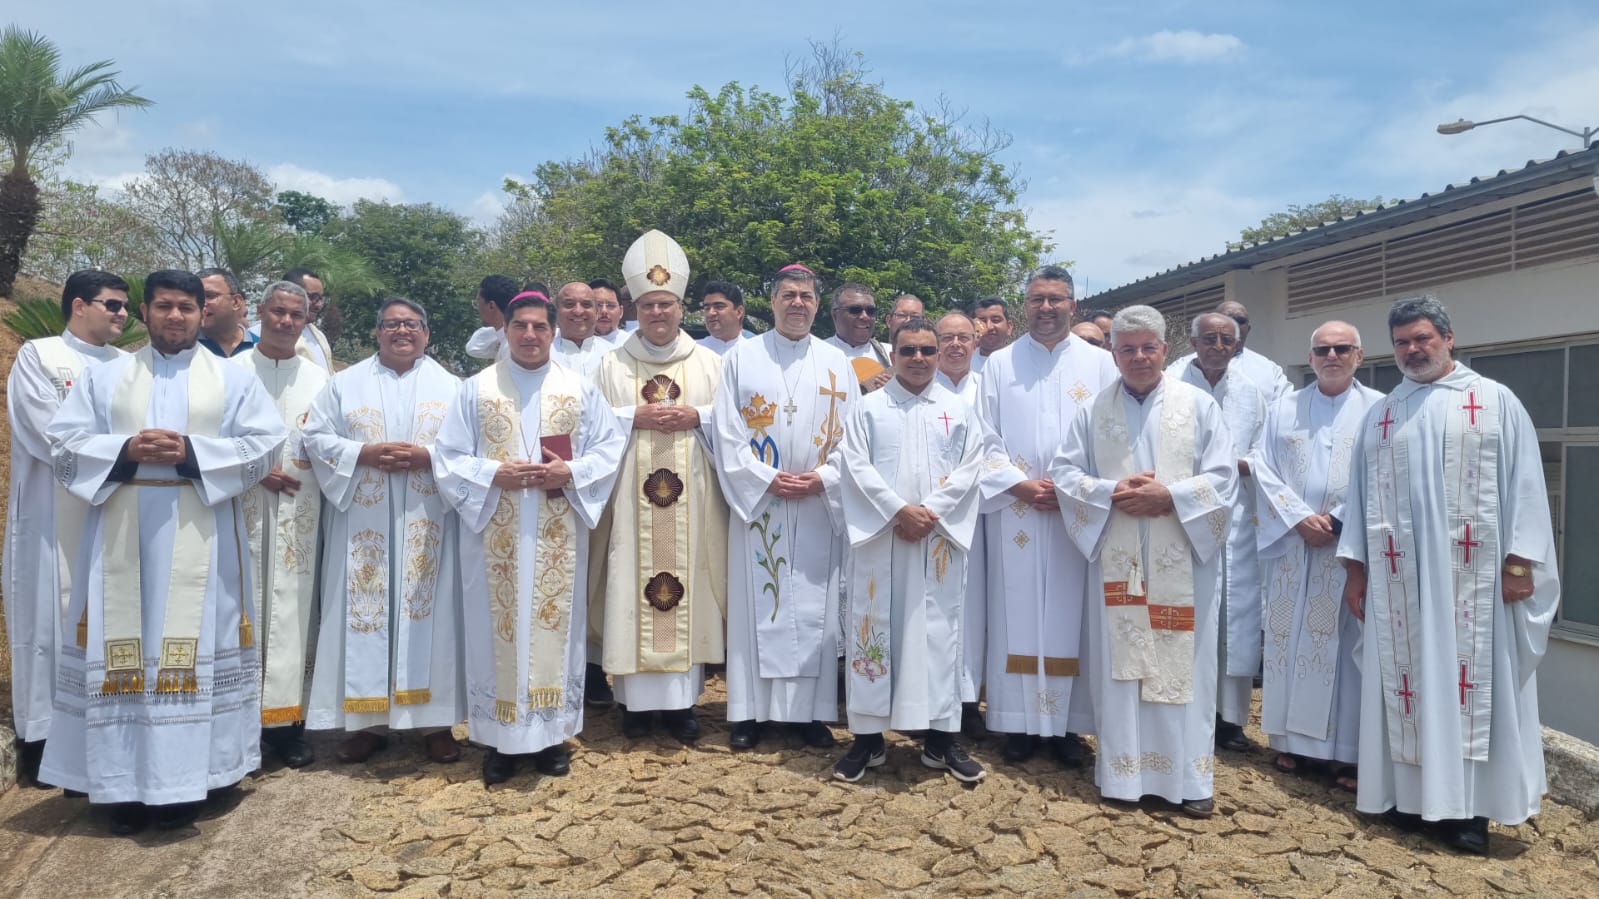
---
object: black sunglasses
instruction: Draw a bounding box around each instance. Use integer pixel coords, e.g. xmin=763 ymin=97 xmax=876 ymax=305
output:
xmin=840 ymin=305 xmax=876 ymax=317
xmin=895 ymin=345 xmax=939 ymax=357
xmin=86 ymin=298 xmax=128 ymax=313
xmin=1312 ymin=344 xmax=1359 ymax=356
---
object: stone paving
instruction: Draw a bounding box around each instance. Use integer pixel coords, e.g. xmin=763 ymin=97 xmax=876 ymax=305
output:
xmin=2 ymin=679 xmax=1597 ymax=898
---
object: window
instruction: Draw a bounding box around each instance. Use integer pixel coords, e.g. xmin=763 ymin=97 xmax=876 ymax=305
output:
xmin=1561 ymin=445 xmax=1599 ymax=628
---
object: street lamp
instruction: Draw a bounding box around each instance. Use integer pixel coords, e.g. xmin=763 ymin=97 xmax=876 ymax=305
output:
xmin=1436 ymin=115 xmax=1596 ymax=149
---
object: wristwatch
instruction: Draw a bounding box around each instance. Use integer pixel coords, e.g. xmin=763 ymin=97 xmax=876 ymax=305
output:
xmin=1503 ymin=563 xmax=1531 ymax=577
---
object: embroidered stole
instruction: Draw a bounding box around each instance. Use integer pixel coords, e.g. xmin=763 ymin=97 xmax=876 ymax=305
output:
xmin=630 ymin=359 xmax=695 ymax=672
xmin=99 ymin=348 xmax=228 ymax=694
xmin=241 ymin=357 xmax=323 ymax=724
xmin=1093 ymin=379 xmax=1199 ymax=704
xmin=1261 ymin=392 xmax=1359 ymax=740
xmin=34 ymin=337 xmax=100 ymax=630
xmin=478 ymin=363 xmax=581 ymax=721
xmin=340 ymin=360 xmax=450 ymax=713
xmin=1367 ymin=376 xmax=1499 ymax=764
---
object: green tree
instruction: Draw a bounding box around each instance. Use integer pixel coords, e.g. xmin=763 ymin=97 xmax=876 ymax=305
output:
xmin=0 ymin=26 xmax=152 ymax=297
xmin=1229 ymin=194 xmax=1385 ymax=250
xmin=22 ymin=178 xmax=165 ymax=281
xmin=276 ymin=189 xmax=339 ymax=234
xmin=323 ymin=200 xmax=484 ymax=371
xmin=489 ymin=42 xmax=1049 ymax=335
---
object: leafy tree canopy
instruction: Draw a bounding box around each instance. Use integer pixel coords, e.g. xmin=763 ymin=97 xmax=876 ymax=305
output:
xmin=276 ymin=189 xmax=339 ymax=234
xmin=1229 ymin=194 xmax=1385 ymax=250
xmin=489 ymin=42 xmax=1050 ymax=337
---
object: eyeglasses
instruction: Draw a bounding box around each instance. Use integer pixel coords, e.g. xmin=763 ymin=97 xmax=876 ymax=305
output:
xmin=378 ymin=319 xmax=425 ymax=332
xmin=839 ymin=305 xmax=876 ymax=317
xmin=1196 ymin=334 xmax=1237 ymax=346
xmin=895 ymin=345 xmax=939 ymax=357
xmin=1230 ymin=315 xmax=1249 ymax=326
xmin=1312 ymin=344 xmax=1359 ymax=357
xmin=86 ymin=298 xmax=128 ymax=314
xmin=306 ymin=292 xmax=326 ymax=303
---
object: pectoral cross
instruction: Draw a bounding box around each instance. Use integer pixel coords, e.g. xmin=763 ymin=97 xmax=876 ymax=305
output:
xmin=783 ymin=399 xmax=798 ymax=427
xmin=1456 ymin=521 xmax=1481 ymax=567
xmin=1462 ymin=391 xmax=1483 ymax=426
xmin=938 ymin=411 xmax=954 ymax=435
xmin=1458 ymin=660 xmax=1477 ymax=707
xmin=1375 ymin=408 xmax=1397 ymax=441
xmin=1394 ymin=670 xmax=1416 ymax=716
xmin=1382 ymin=532 xmax=1405 ymax=575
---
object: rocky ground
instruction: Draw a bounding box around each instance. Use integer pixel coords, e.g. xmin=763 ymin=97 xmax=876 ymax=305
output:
xmin=1 ymin=679 xmax=1596 ymax=898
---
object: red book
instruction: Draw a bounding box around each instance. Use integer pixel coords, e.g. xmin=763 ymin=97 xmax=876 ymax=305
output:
xmin=540 ymin=434 xmax=573 ymax=497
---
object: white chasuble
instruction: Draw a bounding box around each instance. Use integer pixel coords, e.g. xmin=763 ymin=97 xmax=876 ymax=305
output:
xmin=934 ymin=367 xmax=986 ymax=697
xmin=5 ymin=333 xmax=122 ymax=741
xmin=233 ymin=349 xmax=328 ymax=726
xmin=1338 ymin=365 xmax=1556 ymax=825
xmin=434 ymin=360 xmax=624 ymax=753
xmin=1051 ymin=379 xmax=1236 ymax=804
xmin=41 ymin=346 xmax=285 ymax=804
xmin=591 ymin=334 xmax=728 ymax=708
xmin=1253 ymin=381 xmax=1381 ymax=762
xmin=303 ymin=355 xmax=464 ymax=732
xmin=712 ymin=333 xmax=858 ymax=723
xmin=841 ymin=380 xmax=984 ymax=733
xmin=975 ymin=333 xmax=1118 ymax=737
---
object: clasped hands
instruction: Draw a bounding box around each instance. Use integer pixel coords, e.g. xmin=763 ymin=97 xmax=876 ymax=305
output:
xmin=260 ymin=466 xmax=302 ymax=496
xmin=893 ymin=504 xmax=939 ymax=541
xmin=357 ymin=441 xmax=431 ymax=473
xmin=127 ymin=428 xmax=188 ymax=466
xmin=633 ymin=404 xmax=700 ymax=432
xmin=491 ymin=447 xmax=572 ymax=492
xmin=1110 ymin=471 xmax=1173 ymax=517
xmin=765 ymin=470 xmax=825 ymax=499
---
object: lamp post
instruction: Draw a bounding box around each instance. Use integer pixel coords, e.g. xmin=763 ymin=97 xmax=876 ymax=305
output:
xmin=1436 ymin=115 xmax=1596 ymax=150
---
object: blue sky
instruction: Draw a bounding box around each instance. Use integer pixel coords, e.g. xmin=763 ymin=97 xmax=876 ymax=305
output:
xmin=13 ymin=1 xmax=1598 ymax=295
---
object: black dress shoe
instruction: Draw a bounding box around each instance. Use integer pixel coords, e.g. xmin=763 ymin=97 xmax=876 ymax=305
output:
xmin=1181 ymin=797 xmax=1216 ymax=818
xmin=729 ymin=719 xmax=762 ymax=750
xmin=798 ymin=721 xmax=836 ymax=748
xmin=584 ymin=663 xmax=615 ymax=709
xmin=63 ymin=789 xmax=87 ymax=799
xmin=109 ymin=803 xmax=149 ymax=835
xmin=1215 ymin=719 xmax=1251 ymax=752
xmin=1003 ymin=733 xmax=1039 ymax=763
xmin=661 ymin=709 xmax=701 ymax=744
xmin=16 ymin=739 xmax=47 ymax=787
xmin=152 ymin=800 xmax=202 ymax=831
xmin=622 ymin=710 xmax=654 ymax=738
xmin=1382 ymin=808 xmax=1428 ymax=833
xmin=1436 ymin=816 xmax=1490 ymax=855
xmin=1049 ymin=733 xmax=1086 ymax=769
xmin=263 ymin=723 xmax=315 ymax=769
xmin=960 ymin=703 xmax=988 ymax=740
xmin=534 ymin=744 xmax=571 ymax=776
xmin=482 ymin=750 xmax=517 ymax=786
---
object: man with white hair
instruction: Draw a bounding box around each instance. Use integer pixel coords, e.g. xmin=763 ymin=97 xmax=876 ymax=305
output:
xmin=1051 ymin=304 xmax=1237 ymax=817
xmin=1168 ymin=300 xmax=1291 ymax=400
xmin=1178 ymin=311 xmax=1268 ymax=753
xmin=1252 ymin=321 xmax=1381 ymax=790
xmin=233 ymin=280 xmax=329 ymax=769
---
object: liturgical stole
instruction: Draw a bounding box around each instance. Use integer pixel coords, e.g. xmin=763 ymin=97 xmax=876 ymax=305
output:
xmin=1092 ymin=379 xmax=1199 ymax=704
xmin=477 ymin=363 xmax=582 ymax=721
xmin=99 ymin=347 xmax=232 ymax=694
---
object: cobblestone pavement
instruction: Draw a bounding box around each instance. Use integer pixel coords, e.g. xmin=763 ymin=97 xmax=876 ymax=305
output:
xmin=2 ymin=680 xmax=1597 ymax=898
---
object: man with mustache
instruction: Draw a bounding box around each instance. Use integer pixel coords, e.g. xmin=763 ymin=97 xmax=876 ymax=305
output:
xmin=1338 ymin=296 xmax=1557 ymax=855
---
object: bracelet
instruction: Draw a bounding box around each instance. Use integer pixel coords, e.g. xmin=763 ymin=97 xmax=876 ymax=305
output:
xmin=1502 ymin=564 xmax=1530 ymax=578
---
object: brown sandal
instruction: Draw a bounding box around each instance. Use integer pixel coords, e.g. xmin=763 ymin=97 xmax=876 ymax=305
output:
xmin=1333 ymin=766 xmax=1358 ymax=792
xmin=337 ymin=731 xmax=388 ymax=763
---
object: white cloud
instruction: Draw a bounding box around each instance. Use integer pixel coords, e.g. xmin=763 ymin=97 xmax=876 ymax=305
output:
xmin=1075 ymin=30 xmax=1246 ymax=65
xmin=266 ymin=164 xmax=405 ymax=206
xmin=464 ymin=190 xmax=506 ymax=227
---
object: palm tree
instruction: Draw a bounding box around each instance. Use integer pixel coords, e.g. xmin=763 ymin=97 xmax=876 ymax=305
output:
xmin=0 ymin=27 xmax=152 ymax=297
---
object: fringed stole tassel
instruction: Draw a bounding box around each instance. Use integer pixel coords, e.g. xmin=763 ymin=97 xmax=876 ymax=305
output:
xmin=99 ymin=670 xmax=144 ymax=695
xmin=494 ymin=699 xmax=518 ymax=723
xmin=261 ymin=705 xmax=304 ymax=726
xmin=527 ymin=687 xmax=563 ymax=710
xmin=393 ymin=689 xmax=432 ymax=706
xmin=155 ymin=668 xmax=200 ymax=693
xmin=343 ymin=696 xmax=390 ymax=713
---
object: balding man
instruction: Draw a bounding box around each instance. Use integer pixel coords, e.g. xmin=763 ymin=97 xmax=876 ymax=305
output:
xmin=1252 ymin=321 xmax=1381 ymax=791
xmin=1177 ymin=312 xmax=1268 ymax=753
xmin=1072 ymin=322 xmax=1107 ymax=349
xmin=933 ymin=310 xmax=986 ymax=734
xmin=1168 ymin=301 xmax=1291 ymax=400
xmin=552 ymin=281 xmax=608 ymax=380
